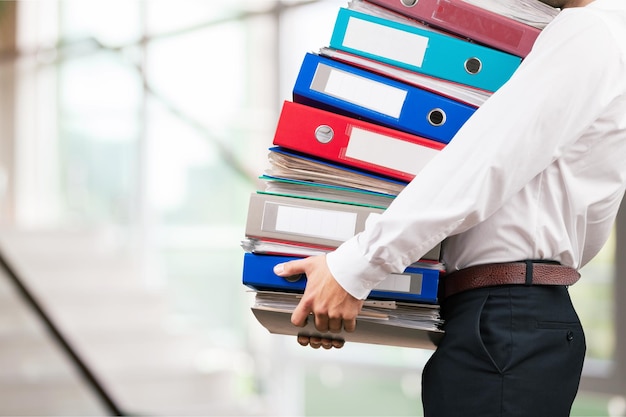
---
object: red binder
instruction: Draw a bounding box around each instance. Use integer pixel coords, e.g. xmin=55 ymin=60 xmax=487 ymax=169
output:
xmin=365 ymin=0 xmax=542 ymax=58
xmin=272 ymin=101 xmax=445 ymax=182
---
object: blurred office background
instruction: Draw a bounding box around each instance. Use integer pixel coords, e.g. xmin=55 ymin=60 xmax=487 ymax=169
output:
xmin=0 ymin=0 xmax=625 ymax=415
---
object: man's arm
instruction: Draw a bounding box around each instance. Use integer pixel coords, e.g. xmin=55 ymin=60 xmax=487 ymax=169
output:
xmin=327 ymin=7 xmax=622 ymax=296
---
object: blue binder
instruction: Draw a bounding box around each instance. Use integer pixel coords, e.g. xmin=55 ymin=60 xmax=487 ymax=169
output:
xmin=242 ymin=253 xmax=440 ymax=304
xmin=292 ymin=53 xmax=476 ymax=144
xmin=330 ymin=7 xmax=522 ymax=92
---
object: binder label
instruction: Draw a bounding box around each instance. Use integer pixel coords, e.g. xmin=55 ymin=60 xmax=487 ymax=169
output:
xmin=311 ymin=63 xmax=407 ymax=118
xmin=262 ymin=202 xmax=358 ymax=241
xmin=376 ymin=272 xmax=422 ymax=294
xmin=346 ymin=127 xmax=440 ymax=175
xmin=343 ymin=15 xmax=428 ymax=68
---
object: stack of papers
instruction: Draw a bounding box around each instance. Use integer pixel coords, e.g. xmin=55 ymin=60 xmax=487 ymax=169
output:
xmin=252 ymin=291 xmax=444 ymax=350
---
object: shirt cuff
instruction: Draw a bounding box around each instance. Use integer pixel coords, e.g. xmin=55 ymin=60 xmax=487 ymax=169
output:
xmin=325 ymin=237 xmax=391 ymax=300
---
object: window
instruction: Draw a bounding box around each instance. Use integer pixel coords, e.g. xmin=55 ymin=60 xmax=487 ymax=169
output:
xmin=2 ymin=1 xmax=625 ymax=415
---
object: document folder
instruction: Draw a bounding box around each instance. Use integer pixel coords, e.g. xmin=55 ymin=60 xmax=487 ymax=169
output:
xmin=241 ymin=237 xmax=334 ymax=258
xmin=251 ymin=291 xmax=444 ymax=349
xmin=245 ymin=191 xmax=382 ymax=247
xmin=329 ymin=6 xmax=522 ymax=92
xmin=260 ymin=175 xmax=395 ymax=209
xmin=293 ymin=53 xmax=476 ymax=144
xmin=242 ymin=253 xmax=441 ymax=303
xmin=266 ymin=147 xmax=408 ymax=196
xmin=245 ymin=192 xmax=441 ymax=261
xmin=273 ymin=101 xmax=445 ymax=182
xmin=319 ymin=47 xmax=491 ymax=108
xmin=241 ymin=237 xmax=444 ymax=270
xmin=364 ymin=0 xmax=543 ymax=58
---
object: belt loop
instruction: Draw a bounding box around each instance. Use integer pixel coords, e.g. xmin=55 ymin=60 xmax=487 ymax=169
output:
xmin=524 ymin=260 xmax=533 ymax=286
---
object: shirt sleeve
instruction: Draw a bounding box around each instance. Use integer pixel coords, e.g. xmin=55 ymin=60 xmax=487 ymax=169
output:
xmin=327 ymin=8 xmax=624 ymax=300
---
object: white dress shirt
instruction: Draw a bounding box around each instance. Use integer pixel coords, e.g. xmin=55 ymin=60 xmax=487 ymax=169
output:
xmin=326 ymin=0 xmax=626 ymax=300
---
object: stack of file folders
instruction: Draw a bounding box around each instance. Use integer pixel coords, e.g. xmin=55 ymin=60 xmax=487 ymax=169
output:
xmin=241 ymin=0 xmax=557 ymax=350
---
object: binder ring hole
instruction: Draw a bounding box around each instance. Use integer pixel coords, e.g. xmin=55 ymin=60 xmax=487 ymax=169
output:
xmin=428 ymin=109 xmax=446 ymax=127
xmin=284 ymin=274 xmax=304 ymax=283
xmin=465 ymin=57 xmax=482 ymax=75
xmin=400 ymin=0 xmax=418 ymax=6
xmin=315 ymin=125 xmax=334 ymax=144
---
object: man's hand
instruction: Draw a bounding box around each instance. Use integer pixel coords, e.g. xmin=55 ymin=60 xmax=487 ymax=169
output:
xmin=273 ymin=255 xmax=364 ymax=348
xmin=297 ymin=334 xmax=345 ymax=349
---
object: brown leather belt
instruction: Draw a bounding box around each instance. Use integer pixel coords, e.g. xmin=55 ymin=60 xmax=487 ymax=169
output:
xmin=441 ymin=261 xmax=580 ymax=299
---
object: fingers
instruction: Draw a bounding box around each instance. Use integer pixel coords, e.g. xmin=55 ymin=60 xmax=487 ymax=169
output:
xmin=282 ymin=254 xmax=361 ymax=338
xmin=309 ymin=336 xmax=323 ymax=349
xmin=343 ymin=317 xmax=357 ymax=333
xmin=296 ymin=314 xmax=357 ymax=334
xmin=331 ymin=338 xmax=345 ymax=348
xmin=297 ymin=334 xmax=310 ymax=347
xmin=297 ymin=334 xmax=345 ymax=349
xmin=314 ymin=314 xmax=329 ymax=333
xmin=328 ymin=314 xmax=358 ymax=334
xmin=310 ymin=313 xmax=355 ymax=334
xmin=328 ymin=317 xmax=343 ymax=333
xmin=291 ymin=302 xmax=311 ymax=328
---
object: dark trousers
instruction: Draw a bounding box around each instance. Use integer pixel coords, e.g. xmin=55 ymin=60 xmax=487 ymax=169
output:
xmin=422 ymin=285 xmax=586 ymax=417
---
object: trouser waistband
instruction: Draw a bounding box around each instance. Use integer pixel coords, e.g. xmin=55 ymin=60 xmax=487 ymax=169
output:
xmin=441 ymin=260 xmax=580 ymax=299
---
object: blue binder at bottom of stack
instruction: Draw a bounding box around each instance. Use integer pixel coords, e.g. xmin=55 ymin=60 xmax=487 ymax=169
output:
xmin=242 ymin=252 xmax=440 ymax=304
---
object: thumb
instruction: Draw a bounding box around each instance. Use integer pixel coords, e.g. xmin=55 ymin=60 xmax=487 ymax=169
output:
xmin=273 ymin=258 xmax=308 ymax=277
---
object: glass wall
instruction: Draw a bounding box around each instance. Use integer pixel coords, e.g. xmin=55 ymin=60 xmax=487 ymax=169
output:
xmin=1 ymin=0 xmax=624 ymax=415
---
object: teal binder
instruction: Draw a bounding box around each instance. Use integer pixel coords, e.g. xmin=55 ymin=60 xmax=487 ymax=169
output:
xmin=329 ymin=7 xmax=522 ymax=92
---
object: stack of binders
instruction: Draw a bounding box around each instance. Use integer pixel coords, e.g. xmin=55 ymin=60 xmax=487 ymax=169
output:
xmin=242 ymin=0 xmax=557 ymax=349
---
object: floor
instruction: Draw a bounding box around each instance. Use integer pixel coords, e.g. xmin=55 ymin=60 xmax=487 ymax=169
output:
xmin=0 ymin=228 xmax=264 ymax=416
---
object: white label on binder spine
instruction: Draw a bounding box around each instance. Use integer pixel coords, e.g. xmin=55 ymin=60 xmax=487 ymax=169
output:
xmin=314 ymin=64 xmax=407 ymax=118
xmin=274 ymin=206 xmax=357 ymax=241
xmin=375 ymin=273 xmax=418 ymax=293
xmin=343 ymin=16 xmax=428 ymax=68
xmin=346 ymin=127 xmax=440 ymax=175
